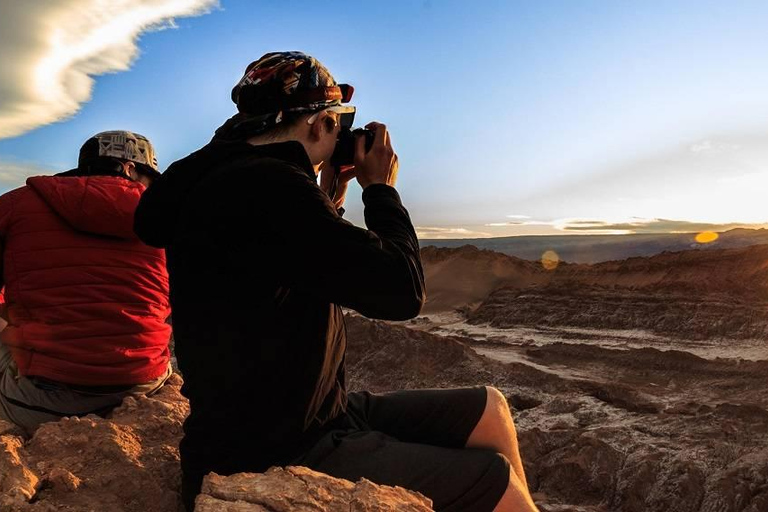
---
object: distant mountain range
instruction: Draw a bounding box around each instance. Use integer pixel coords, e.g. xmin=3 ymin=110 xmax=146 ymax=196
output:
xmin=420 ymin=228 xmax=768 ymax=264
xmin=421 ymin=243 xmax=768 ymax=339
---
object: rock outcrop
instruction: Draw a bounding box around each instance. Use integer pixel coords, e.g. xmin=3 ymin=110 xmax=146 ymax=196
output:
xmin=0 ymin=373 xmax=188 ymax=512
xmin=0 ymin=422 xmax=38 ymax=510
xmin=194 ymin=466 xmax=433 ymax=511
xmin=0 ymin=370 xmax=435 ymax=512
xmin=422 ymin=244 xmax=768 ymax=338
xmin=420 ymin=245 xmax=544 ymax=313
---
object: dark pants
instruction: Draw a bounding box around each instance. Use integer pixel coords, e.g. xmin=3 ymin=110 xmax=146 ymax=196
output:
xmin=0 ymin=342 xmax=172 ymax=436
xmin=184 ymin=387 xmax=509 ymax=512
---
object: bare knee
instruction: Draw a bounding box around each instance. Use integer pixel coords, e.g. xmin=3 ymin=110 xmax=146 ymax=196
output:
xmin=467 ymin=387 xmax=514 ymax=451
xmin=483 ymin=386 xmax=513 ymax=432
xmin=486 ymin=386 xmax=510 ymax=417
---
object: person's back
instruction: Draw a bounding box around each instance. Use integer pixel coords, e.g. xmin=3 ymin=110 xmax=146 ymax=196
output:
xmin=136 ymin=52 xmax=539 ymax=512
xmin=0 ymin=130 xmax=172 ymax=435
xmin=137 ymin=137 xmax=413 ymax=493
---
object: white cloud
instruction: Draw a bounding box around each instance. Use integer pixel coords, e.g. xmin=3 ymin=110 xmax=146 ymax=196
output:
xmin=416 ymin=226 xmax=491 ymax=239
xmin=484 ymin=219 xmax=548 ymax=227
xmin=0 ymin=0 xmax=218 ymax=139
xmin=479 ymin=215 xmax=768 ymax=236
xmin=689 ymin=139 xmax=740 ymax=154
xmin=555 ymin=217 xmax=768 ymax=234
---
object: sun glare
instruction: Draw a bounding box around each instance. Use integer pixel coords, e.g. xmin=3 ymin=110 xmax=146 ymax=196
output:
xmin=695 ymin=231 xmax=719 ymax=244
xmin=541 ymin=250 xmax=560 ymax=271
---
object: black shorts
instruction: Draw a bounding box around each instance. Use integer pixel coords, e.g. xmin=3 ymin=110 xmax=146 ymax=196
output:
xmin=293 ymin=386 xmax=510 ymax=512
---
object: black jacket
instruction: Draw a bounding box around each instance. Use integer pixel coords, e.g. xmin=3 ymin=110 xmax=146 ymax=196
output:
xmin=133 ymin=139 xmax=424 ymax=504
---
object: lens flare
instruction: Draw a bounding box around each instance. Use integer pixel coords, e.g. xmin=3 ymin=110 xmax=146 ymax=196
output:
xmin=695 ymin=231 xmax=719 ymax=244
xmin=541 ymin=250 xmax=560 ymax=271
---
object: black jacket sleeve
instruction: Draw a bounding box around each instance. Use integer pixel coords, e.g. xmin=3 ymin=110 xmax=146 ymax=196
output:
xmin=260 ymin=163 xmax=425 ymax=321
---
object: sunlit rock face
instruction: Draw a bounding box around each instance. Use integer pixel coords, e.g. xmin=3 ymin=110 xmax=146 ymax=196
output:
xmin=195 ymin=467 xmax=433 ymax=512
xmin=0 ymin=374 xmax=189 ymax=512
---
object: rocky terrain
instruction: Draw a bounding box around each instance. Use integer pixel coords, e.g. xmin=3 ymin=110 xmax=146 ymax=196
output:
xmin=347 ymin=316 xmax=768 ymax=512
xmin=420 ymin=244 xmax=544 ymax=313
xmin=195 ymin=467 xmax=432 ymax=511
xmin=1 ymin=374 xmax=189 ymax=512
xmin=0 ymin=360 xmax=434 ymax=512
xmin=412 ymin=242 xmax=768 ymax=510
xmin=2 ymin=311 xmax=767 ymax=511
xmin=423 ymin=243 xmax=768 ymax=339
xmin=470 ymin=285 xmax=768 ymax=340
xmin=2 ymin=243 xmax=767 ymax=511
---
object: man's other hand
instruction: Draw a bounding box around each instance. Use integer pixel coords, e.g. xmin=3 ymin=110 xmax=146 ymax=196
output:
xmin=354 ymin=122 xmax=399 ymax=189
xmin=319 ymin=163 xmax=356 ymax=210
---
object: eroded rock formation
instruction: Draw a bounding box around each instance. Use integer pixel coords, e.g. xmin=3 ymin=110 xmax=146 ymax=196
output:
xmin=422 ymin=244 xmax=768 ymax=338
xmin=346 ymin=315 xmax=768 ymax=512
xmin=0 ymin=313 xmax=766 ymax=511
xmin=194 ymin=466 xmax=432 ymax=512
xmin=0 ymin=373 xmax=188 ymax=512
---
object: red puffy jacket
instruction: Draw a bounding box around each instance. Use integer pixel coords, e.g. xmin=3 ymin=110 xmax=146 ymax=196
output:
xmin=0 ymin=175 xmax=171 ymax=386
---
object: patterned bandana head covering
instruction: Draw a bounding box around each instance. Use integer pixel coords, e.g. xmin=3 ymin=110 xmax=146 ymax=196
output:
xmin=78 ymin=130 xmax=159 ymax=175
xmin=216 ymin=51 xmax=354 ymax=141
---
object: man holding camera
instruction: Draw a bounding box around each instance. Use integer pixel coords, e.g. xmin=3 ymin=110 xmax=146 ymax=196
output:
xmin=134 ymin=51 xmax=537 ymax=512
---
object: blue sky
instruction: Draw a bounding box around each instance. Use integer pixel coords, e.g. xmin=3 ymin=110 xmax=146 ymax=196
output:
xmin=2 ymin=0 xmax=768 ymax=238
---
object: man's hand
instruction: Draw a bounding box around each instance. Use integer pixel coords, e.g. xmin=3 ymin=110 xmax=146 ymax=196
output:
xmin=354 ymin=122 xmax=399 ymax=189
xmin=319 ymin=163 xmax=356 ymax=210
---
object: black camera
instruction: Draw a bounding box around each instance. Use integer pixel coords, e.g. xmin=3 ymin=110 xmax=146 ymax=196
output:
xmin=330 ymin=127 xmax=375 ymax=167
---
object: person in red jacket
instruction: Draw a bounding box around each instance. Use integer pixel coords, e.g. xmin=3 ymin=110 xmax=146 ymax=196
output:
xmin=0 ymin=130 xmax=173 ymax=436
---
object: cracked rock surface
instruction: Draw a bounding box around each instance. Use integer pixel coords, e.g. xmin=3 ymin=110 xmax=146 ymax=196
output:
xmin=194 ymin=466 xmax=433 ymax=512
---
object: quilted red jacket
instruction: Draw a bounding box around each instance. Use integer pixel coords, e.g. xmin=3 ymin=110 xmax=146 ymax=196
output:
xmin=0 ymin=175 xmax=171 ymax=386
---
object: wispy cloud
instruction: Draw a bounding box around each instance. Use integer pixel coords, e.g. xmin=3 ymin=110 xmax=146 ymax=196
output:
xmin=486 ymin=221 xmax=536 ymax=226
xmin=689 ymin=139 xmax=740 ymax=154
xmin=0 ymin=0 xmax=218 ymax=139
xmin=416 ymin=226 xmax=492 ymax=239
xmin=477 ymin=216 xmax=768 ymax=237
xmin=558 ymin=217 xmax=768 ymax=234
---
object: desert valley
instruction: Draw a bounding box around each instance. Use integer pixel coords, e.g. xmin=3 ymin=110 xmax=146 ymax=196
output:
xmin=2 ymin=238 xmax=768 ymax=511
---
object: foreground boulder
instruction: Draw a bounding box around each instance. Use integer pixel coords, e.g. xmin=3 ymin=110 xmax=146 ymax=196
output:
xmin=195 ymin=466 xmax=433 ymax=511
xmin=0 ymin=373 xmax=189 ymax=511
xmin=0 ymin=420 xmax=38 ymax=510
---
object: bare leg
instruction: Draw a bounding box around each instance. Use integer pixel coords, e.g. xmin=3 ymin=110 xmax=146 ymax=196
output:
xmin=466 ymin=387 xmax=538 ymax=511
xmin=493 ymin=472 xmax=539 ymax=512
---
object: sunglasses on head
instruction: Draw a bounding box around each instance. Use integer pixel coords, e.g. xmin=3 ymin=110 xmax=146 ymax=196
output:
xmin=306 ymin=105 xmax=356 ymax=129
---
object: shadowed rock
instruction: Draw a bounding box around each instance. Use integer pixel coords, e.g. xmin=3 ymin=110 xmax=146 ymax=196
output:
xmin=421 ymin=244 xmax=768 ymax=339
